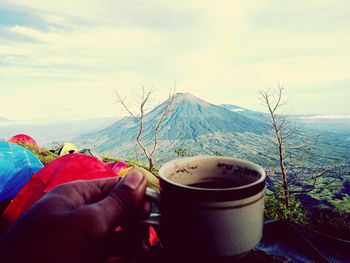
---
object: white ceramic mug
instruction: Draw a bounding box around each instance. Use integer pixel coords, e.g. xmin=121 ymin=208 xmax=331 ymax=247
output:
xmin=144 ymin=155 xmax=266 ymax=260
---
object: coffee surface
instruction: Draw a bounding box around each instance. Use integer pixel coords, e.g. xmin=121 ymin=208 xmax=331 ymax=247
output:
xmin=189 ymin=179 xmax=243 ymax=189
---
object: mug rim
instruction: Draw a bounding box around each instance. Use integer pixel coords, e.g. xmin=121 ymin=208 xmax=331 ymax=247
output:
xmin=158 ymin=156 xmax=266 ymax=201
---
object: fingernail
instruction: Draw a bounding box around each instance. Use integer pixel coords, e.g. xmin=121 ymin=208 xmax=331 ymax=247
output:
xmin=123 ymin=169 xmax=144 ymax=190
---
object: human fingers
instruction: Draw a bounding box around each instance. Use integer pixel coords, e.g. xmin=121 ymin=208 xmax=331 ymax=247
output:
xmin=48 ymin=177 xmax=121 ymax=208
xmin=88 ymin=168 xmax=148 ymax=229
xmin=139 ymin=198 xmax=152 ymax=219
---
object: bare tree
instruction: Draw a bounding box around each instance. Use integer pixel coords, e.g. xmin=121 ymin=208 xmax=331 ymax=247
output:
xmin=260 ymin=85 xmax=291 ymax=207
xmin=116 ymin=88 xmax=175 ymax=172
xmin=260 ymin=84 xmax=341 ymax=208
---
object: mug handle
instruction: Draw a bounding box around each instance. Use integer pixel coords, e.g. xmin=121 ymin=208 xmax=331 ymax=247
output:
xmin=139 ymin=187 xmax=161 ymax=226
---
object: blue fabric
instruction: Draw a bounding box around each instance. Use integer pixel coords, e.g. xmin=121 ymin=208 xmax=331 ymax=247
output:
xmin=0 ymin=142 xmax=43 ymax=201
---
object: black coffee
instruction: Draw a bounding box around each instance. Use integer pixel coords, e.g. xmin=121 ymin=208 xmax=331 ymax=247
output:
xmin=189 ymin=179 xmax=243 ymax=189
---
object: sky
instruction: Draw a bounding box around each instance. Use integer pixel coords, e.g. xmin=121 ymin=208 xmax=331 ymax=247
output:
xmin=0 ymin=0 xmax=349 ymax=121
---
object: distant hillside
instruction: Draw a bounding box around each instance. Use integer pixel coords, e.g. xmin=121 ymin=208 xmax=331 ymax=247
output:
xmin=0 ymin=117 xmax=118 ymax=146
xmin=220 ymin=104 xmax=270 ymax=121
xmin=292 ymin=115 xmax=350 ymax=133
xmin=78 ymin=93 xmax=271 ymax=160
xmin=0 ymin=116 xmax=12 ymax=122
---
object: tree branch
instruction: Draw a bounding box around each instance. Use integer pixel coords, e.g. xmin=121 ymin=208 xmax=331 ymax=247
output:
xmin=115 ymin=90 xmax=138 ymax=119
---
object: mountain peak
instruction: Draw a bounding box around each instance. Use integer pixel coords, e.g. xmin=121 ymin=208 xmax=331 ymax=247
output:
xmin=81 ymin=92 xmax=271 ymax=160
xmin=173 ymin=92 xmax=210 ymax=106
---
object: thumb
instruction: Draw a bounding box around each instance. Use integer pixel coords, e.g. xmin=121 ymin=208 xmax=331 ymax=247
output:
xmin=93 ymin=168 xmax=148 ymax=228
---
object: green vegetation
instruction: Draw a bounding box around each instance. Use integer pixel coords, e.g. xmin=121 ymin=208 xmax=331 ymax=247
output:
xmin=264 ymin=194 xmax=309 ymax=225
xmin=174 ymin=147 xmax=191 ymax=157
xmin=126 ymin=159 xmax=156 ymax=173
xmin=101 ymin=155 xmax=123 ymax=163
xmin=333 ymin=196 xmax=350 ymax=211
xmin=264 ymin=193 xmax=350 ymax=239
xmin=18 ymin=142 xmax=58 ymax=165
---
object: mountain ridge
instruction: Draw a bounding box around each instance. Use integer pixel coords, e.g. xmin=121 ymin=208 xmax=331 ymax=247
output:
xmin=78 ymin=93 xmax=271 ymax=157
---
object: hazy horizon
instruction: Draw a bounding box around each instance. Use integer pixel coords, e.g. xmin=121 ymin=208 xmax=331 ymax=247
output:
xmin=1 ymin=1 xmax=350 ymax=121
xmin=1 ymin=91 xmax=350 ymax=122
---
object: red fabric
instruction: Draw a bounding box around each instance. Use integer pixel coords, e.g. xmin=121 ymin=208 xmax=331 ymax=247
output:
xmin=112 ymin=162 xmax=129 ymax=174
xmin=114 ymin=225 xmax=159 ymax=246
xmin=149 ymin=226 xmax=159 ymax=245
xmin=3 ymin=154 xmax=160 ymax=246
xmin=106 ymin=162 xmax=116 ymax=168
xmin=3 ymin=154 xmax=116 ymax=224
xmin=8 ymin=134 xmax=38 ymax=147
xmin=106 ymin=161 xmax=130 ymax=175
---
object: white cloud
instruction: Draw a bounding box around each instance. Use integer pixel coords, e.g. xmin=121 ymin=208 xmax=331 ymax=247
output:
xmin=0 ymin=0 xmax=350 ymax=120
xmin=297 ymin=115 xmax=350 ymax=120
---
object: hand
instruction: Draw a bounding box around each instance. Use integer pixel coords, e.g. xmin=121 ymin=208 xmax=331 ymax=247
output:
xmin=0 ymin=168 xmax=151 ymax=263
